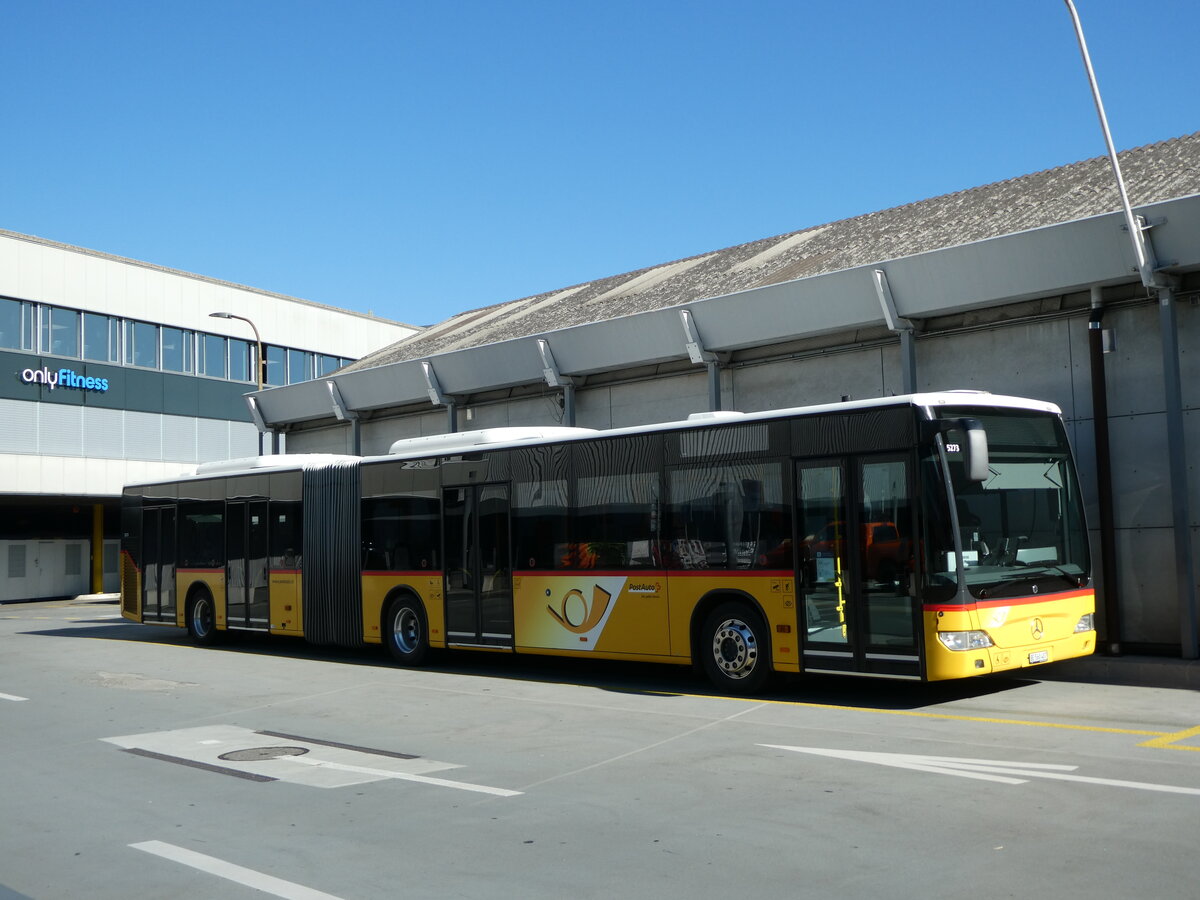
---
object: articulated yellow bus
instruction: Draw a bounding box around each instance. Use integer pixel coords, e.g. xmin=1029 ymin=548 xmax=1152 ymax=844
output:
xmin=120 ymin=392 xmax=1095 ymax=693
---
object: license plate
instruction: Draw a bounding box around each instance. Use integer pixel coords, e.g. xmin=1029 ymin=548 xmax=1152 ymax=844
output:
xmin=1028 ymin=650 xmax=1049 ymax=664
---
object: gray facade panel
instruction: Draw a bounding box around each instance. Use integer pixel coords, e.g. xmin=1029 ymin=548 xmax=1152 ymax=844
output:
xmin=607 ymin=370 xmax=710 ymax=429
xmin=1116 ymin=526 xmax=1182 ymax=645
xmin=920 ymin=320 xmax=1079 ymax=420
xmin=162 ymin=415 xmax=196 ymax=462
xmin=118 ymin=368 xmax=165 ymax=414
xmin=197 ymin=378 xmax=251 ymax=421
xmin=124 ymin=411 xmax=163 ymax=461
xmin=732 ymin=349 xmax=886 ymax=412
xmin=0 ymin=399 xmax=38 ymax=453
xmin=40 ymin=403 xmax=83 ymax=456
xmin=160 ymin=372 xmax=199 ymax=418
xmin=289 ymin=424 xmax=354 ymax=455
xmin=197 ymin=418 xmax=230 ymax=462
xmin=1104 ymin=305 xmax=1167 ymax=417
xmin=1107 ymin=412 xmax=1170 ymax=530
xmin=82 ymin=405 xmax=124 ymax=459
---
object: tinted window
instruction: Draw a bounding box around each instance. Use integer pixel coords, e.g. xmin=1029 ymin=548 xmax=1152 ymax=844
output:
xmin=667 ymin=460 xmax=791 ymax=569
xmin=0 ymin=298 xmax=33 ymax=350
xmin=510 ymin=445 xmax=569 ymax=570
xmin=269 ymin=501 xmax=302 ymax=568
xmin=178 ymin=501 xmax=225 ymax=568
xmin=83 ymin=313 xmax=117 ymax=362
xmin=199 ymin=333 xmax=227 ymax=378
xmin=230 ymin=338 xmax=252 ymax=383
xmin=162 ymin=327 xmax=193 ymax=373
xmin=41 ymin=306 xmax=79 ymax=357
xmin=566 ymin=436 xmax=660 ymax=569
xmin=264 ymin=345 xmax=286 ymax=386
xmin=125 ymin=320 xmax=159 ymax=368
xmin=287 ymin=348 xmax=313 ymax=384
xmin=362 ymin=496 xmax=439 ymax=571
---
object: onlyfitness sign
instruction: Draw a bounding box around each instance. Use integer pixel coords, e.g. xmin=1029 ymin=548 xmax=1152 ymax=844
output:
xmin=20 ymin=366 xmax=110 ymax=393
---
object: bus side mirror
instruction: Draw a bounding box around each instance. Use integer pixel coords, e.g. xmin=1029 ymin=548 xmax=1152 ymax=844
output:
xmin=959 ymin=418 xmax=990 ymax=482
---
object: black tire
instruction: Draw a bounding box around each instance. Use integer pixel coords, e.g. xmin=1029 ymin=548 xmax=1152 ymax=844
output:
xmin=699 ymin=601 xmax=770 ymax=694
xmin=383 ymin=595 xmax=430 ymax=666
xmin=186 ymin=589 xmax=220 ymax=646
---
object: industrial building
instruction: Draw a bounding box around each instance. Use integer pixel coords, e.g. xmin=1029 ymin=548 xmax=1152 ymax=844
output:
xmin=249 ymin=133 xmax=1200 ymax=659
xmin=0 ymin=230 xmax=418 ymax=601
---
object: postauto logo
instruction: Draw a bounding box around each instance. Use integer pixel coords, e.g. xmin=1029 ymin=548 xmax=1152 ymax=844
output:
xmin=20 ymin=366 xmax=110 ymax=393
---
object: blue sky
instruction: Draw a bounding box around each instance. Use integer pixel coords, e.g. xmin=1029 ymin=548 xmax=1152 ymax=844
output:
xmin=6 ymin=0 xmax=1198 ymax=327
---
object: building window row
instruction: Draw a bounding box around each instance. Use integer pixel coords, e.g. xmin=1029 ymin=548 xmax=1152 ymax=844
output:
xmin=1 ymin=297 xmax=352 ymax=386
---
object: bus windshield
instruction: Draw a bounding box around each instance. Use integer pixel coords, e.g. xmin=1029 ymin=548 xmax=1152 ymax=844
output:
xmin=931 ymin=409 xmax=1090 ymax=600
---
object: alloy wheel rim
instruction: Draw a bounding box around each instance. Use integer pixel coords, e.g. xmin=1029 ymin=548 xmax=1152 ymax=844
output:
xmin=712 ymin=618 xmax=758 ymax=679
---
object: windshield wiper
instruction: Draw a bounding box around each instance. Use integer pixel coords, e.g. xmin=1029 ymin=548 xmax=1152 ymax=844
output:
xmin=1015 ymin=562 xmax=1084 ymax=587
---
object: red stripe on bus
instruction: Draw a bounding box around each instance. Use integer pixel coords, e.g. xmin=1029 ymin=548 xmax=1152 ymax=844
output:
xmin=512 ymin=570 xmax=669 ymax=578
xmin=510 ymin=569 xmax=789 ymax=578
xmin=177 ymin=567 xmax=223 ymax=574
xmin=924 ymin=588 xmax=1093 ymax=612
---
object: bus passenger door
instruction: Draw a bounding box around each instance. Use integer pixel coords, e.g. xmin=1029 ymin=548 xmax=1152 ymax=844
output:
xmin=795 ymin=456 xmax=920 ymax=678
xmin=247 ymin=500 xmax=269 ymax=628
xmin=226 ymin=499 xmax=270 ymax=631
xmin=855 ymin=457 xmax=920 ymax=677
xmin=443 ymin=484 xmax=513 ymax=648
xmin=141 ymin=506 xmax=176 ymax=623
xmin=796 ymin=461 xmax=853 ymax=670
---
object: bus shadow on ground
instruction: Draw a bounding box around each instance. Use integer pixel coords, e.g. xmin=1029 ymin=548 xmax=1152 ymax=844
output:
xmin=23 ymin=620 xmax=1035 ymax=711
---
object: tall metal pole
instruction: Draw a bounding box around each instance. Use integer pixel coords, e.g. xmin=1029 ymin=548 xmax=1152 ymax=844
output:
xmin=1063 ymin=0 xmax=1152 ymax=288
xmin=1063 ymin=0 xmax=1198 ymax=658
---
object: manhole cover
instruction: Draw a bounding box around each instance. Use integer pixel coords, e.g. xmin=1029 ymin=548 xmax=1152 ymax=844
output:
xmin=219 ymin=746 xmax=310 ymax=762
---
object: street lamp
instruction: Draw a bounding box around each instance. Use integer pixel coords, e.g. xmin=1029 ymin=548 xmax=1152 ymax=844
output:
xmin=210 ymin=311 xmax=270 ymax=455
xmin=208 ymin=311 xmax=264 ymax=390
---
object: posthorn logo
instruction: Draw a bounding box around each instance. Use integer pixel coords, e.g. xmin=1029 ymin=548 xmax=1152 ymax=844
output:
xmin=19 ymin=366 xmax=110 ymax=393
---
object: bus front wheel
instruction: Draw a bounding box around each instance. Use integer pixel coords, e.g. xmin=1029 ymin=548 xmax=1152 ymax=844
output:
xmin=700 ymin=602 xmax=770 ymax=694
xmin=186 ymin=590 xmax=219 ymax=646
xmin=384 ymin=596 xmax=430 ymax=666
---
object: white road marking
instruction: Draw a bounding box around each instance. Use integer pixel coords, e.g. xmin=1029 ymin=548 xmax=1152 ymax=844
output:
xmin=761 ymin=744 xmax=1200 ymax=796
xmin=104 ymin=725 xmax=521 ymax=796
xmin=0 ymin=692 xmax=29 ymax=702
xmin=131 ymin=840 xmax=344 ymax=900
xmin=279 ymin=754 xmax=523 ymax=796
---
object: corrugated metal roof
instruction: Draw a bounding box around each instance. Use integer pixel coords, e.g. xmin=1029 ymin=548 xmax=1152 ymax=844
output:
xmin=346 ymin=132 xmax=1200 ymax=370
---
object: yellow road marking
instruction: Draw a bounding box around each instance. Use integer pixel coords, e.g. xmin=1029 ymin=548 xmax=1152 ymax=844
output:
xmin=654 ymin=690 xmax=1188 ymax=742
xmin=1138 ymin=724 xmax=1200 ymax=752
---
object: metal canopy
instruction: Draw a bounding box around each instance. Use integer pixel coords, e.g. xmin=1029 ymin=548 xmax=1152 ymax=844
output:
xmin=250 ymin=194 xmax=1200 ymax=428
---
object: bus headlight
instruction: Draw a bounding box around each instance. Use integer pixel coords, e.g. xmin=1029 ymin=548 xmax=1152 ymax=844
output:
xmin=1074 ymin=613 xmax=1095 ymax=633
xmin=937 ymin=630 xmax=994 ymax=651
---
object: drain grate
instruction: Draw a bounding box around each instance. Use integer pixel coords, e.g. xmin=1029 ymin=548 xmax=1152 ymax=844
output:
xmin=218 ymin=746 xmax=310 ymax=762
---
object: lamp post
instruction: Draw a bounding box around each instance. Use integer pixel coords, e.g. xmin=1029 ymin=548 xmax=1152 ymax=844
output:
xmin=208 ymin=311 xmax=264 ymax=390
xmin=210 ymin=311 xmax=269 ymax=454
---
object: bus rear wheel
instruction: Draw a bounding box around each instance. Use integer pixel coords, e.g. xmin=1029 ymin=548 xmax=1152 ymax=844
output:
xmin=700 ymin=602 xmax=769 ymax=694
xmin=186 ymin=590 xmax=219 ymax=646
xmin=384 ymin=596 xmax=430 ymax=666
